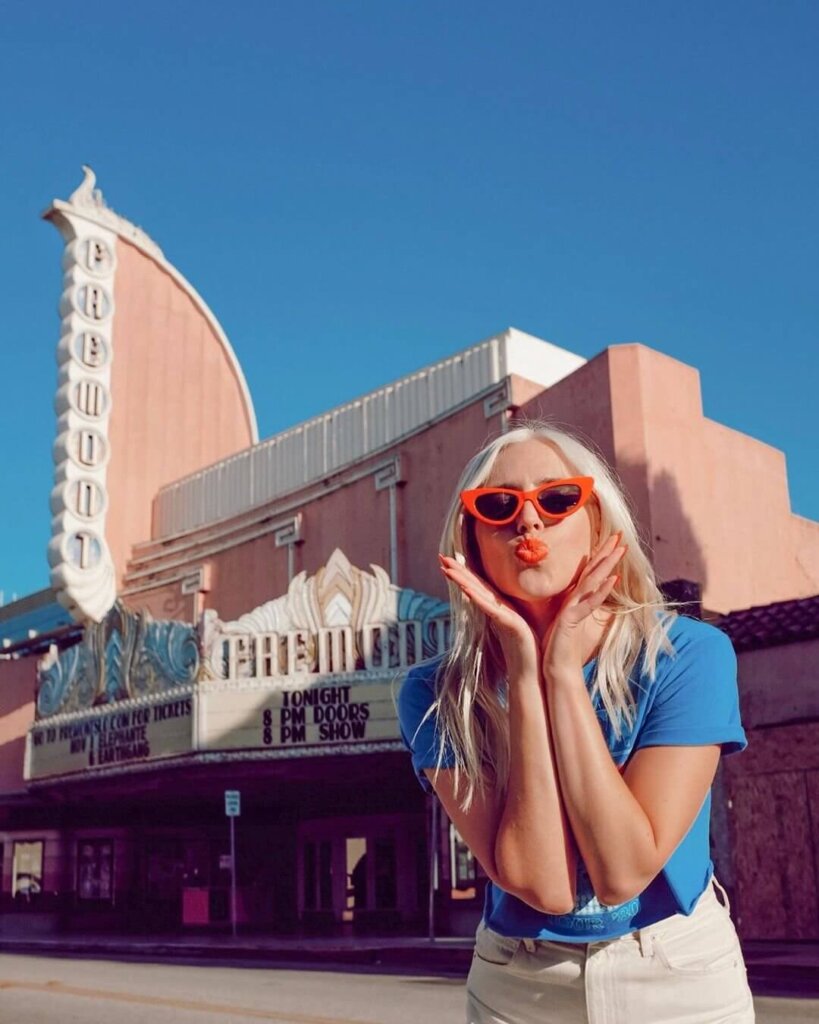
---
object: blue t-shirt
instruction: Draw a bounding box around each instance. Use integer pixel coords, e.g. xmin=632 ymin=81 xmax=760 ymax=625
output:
xmin=397 ymin=615 xmax=747 ymax=941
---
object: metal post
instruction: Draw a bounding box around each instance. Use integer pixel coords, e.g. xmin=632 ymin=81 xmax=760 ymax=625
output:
xmin=428 ymin=795 xmax=438 ymax=942
xmin=230 ymin=814 xmax=237 ymax=939
xmin=388 ymin=483 xmax=398 ymax=585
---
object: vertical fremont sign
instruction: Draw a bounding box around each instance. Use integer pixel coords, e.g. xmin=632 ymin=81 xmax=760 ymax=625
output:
xmin=46 ymin=167 xmax=118 ymax=623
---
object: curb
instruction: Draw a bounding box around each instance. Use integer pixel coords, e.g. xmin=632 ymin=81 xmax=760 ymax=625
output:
xmin=0 ymin=939 xmax=474 ymax=973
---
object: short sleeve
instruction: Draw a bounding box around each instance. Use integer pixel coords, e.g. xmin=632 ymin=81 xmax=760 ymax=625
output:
xmin=634 ymin=620 xmax=748 ymax=756
xmin=397 ymin=657 xmax=455 ymax=793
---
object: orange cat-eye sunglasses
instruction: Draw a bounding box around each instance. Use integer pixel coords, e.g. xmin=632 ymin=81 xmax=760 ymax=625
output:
xmin=460 ymin=476 xmax=594 ymax=526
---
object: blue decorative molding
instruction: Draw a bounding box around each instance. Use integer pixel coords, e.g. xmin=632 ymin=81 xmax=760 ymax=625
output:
xmin=395 ymin=587 xmax=450 ymax=658
xmin=36 ymin=601 xmax=199 ymax=718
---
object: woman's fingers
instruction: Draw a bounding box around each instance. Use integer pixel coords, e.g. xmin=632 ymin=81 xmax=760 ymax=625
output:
xmin=582 ymin=532 xmax=623 ymax=578
xmin=555 ymin=537 xmax=625 ymax=629
xmin=438 ymin=555 xmax=523 ymax=631
xmin=572 ymin=539 xmax=626 ymax=600
xmin=570 ymin=574 xmax=619 ymax=616
xmin=439 ymin=555 xmax=493 ymax=600
xmin=439 ymin=556 xmax=499 ymax=610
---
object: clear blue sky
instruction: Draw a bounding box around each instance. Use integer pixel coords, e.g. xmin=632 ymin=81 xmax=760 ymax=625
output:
xmin=1 ymin=1 xmax=817 ymax=601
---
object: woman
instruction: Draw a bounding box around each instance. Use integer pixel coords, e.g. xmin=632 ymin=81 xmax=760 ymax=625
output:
xmin=398 ymin=423 xmax=754 ymax=1023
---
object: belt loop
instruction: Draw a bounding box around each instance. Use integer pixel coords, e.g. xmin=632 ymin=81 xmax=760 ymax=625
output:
xmin=637 ymin=929 xmax=654 ymax=959
xmin=711 ymin=874 xmax=732 ymax=913
xmin=522 ymin=938 xmax=536 ymax=953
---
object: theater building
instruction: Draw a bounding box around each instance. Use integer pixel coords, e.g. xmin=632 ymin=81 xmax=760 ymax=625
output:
xmin=1 ymin=169 xmax=818 ymax=939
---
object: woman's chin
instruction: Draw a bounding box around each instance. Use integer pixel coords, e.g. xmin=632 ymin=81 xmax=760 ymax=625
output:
xmin=507 ymin=577 xmax=563 ymax=604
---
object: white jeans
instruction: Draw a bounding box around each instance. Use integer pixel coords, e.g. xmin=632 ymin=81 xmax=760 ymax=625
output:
xmin=466 ymin=875 xmax=755 ymax=1023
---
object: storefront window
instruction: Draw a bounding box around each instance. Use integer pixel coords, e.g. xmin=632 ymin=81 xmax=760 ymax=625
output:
xmin=77 ymin=839 xmax=114 ymax=901
xmin=449 ymin=824 xmax=476 ymax=899
xmin=12 ymin=841 xmax=44 ymax=900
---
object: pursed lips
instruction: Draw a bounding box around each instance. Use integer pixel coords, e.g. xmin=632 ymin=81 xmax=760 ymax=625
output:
xmin=514 ymin=537 xmax=549 ymax=564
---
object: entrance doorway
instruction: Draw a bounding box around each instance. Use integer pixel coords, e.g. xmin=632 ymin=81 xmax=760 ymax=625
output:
xmin=298 ymin=815 xmax=410 ymax=934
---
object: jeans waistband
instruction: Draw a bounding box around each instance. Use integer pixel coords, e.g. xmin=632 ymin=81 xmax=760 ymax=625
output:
xmin=502 ymin=873 xmax=731 ymax=956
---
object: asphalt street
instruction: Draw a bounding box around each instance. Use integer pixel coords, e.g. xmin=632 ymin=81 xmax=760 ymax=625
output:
xmin=1 ymin=954 xmax=817 ymax=1023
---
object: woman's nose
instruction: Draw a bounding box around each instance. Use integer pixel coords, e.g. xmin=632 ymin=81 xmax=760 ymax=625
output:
xmin=516 ymin=499 xmax=544 ymax=533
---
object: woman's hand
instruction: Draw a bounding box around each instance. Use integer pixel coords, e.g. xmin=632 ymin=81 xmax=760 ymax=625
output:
xmin=438 ymin=555 xmax=540 ymax=677
xmin=540 ymin=533 xmax=627 ymax=681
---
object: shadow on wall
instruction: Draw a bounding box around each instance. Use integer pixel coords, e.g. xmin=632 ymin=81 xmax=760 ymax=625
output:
xmin=646 ymin=467 xmax=708 ymax=612
xmin=592 ymin=453 xmax=709 ymax=615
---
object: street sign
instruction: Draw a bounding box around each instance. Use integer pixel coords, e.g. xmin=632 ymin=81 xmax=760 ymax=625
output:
xmin=224 ymin=789 xmax=241 ymax=937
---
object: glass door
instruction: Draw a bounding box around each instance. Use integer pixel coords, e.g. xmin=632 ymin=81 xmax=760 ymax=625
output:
xmin=344 ymin=837 xmax=367 ymax=922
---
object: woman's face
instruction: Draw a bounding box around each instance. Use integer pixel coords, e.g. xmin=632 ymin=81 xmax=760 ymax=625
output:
xmin=471 ymin=439 xmax=598 ymax=606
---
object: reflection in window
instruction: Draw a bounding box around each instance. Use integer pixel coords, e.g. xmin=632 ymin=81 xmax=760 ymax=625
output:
xmin=449 ymin=824 xmax=476 ymax=900
xmin=77 ymin=839 xmax=114 ymax=901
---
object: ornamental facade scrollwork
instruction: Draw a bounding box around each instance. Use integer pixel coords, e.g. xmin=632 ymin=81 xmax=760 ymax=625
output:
xmin=202 ymin=547 xmax=450 ymax=680
xmin=47 ymin=167 xmax=119 ymax=623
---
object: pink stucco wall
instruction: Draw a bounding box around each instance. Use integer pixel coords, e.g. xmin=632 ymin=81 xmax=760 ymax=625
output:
xmin=106 ymin=240 xmax=256 ymax=588
xmin=120 ymin=342 xmax=818 ymax=623
xmin=608 ymin=344 xmax=818 ymax=612
xmin=126 ymin=397 xmax=501 ymax=621
xmin=0 ymin=656 xmax=35 ymax=797
xmin=519 ymin=344 xmax=819 ymax=613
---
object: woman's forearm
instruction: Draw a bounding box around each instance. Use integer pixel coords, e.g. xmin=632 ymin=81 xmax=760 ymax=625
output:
xmin=544 ymin=666 xmax=657 ymax=905
xmin=493 ymin=669 xmax=578 ymax=914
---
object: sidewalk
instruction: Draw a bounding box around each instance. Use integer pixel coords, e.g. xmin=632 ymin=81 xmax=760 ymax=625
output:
xmin=1 ymin=929 xmax=818 ymax=993
xmin=0 ymin=929 xmax=475 ymax=972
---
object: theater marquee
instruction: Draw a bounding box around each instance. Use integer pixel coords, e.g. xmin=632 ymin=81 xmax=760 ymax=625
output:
xmin=26 ymin=551 xmax=451 ymax=782
xmin=26 ymin=694 xmax=193 ymax=780
xmin=198 ymin=549 xmax=450 ymax=756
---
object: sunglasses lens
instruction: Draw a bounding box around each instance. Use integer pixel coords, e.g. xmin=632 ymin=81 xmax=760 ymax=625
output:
xmin=538 ymin=484 xmax=583 ymax=516
xmin=474 ymin=492 xmax=519 ymax=521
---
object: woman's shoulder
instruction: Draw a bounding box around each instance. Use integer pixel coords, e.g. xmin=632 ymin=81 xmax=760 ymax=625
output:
xmin=397 ymin=655 xmax=449 ymax=753
xmin=636 ymin=614 xmax=746 ymax=752
xmin=400 ymin=654 xmax=446 ymax=698
xmin=397 ymin=654 xmax=446 ymax=716
xmin=664 ymin=614 xmax=734 ymax=657
xmin=650 ymin=613 xmax=737 ymax=689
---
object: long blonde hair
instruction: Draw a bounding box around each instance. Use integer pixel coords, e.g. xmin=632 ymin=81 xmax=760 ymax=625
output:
xmin=432 ymin=421 xmax=675 ymax=809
